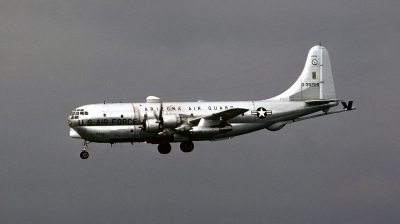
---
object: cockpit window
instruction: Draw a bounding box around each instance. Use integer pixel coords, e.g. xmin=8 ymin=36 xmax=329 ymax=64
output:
xmin=70 ymin=109 xmax=89 ymax=119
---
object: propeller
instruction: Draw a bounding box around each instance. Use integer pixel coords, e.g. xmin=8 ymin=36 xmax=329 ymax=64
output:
xmin=140 ymin=100 xmax=164 ymax=134
xmin=341 ymin=101 xmax=354 ymax=110
xmin=140 ymin=113 xmax=147 ymax=133
xmin=158 ymin=101 xmax=164 ymax=131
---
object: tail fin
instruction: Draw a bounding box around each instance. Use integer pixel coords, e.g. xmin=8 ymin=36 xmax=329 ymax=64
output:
xmin=268 ymin=45 xmax=336 ymax=101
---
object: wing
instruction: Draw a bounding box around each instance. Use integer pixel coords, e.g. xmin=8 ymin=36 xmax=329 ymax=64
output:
xmin=189 ymin=108 xmax=248 ymax=126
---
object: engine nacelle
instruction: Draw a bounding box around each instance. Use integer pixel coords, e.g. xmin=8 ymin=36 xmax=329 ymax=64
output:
xmin=162 ymin=114 xmax=180 ymax=129
xmin=144 ymin=119 xmax=160 ymax=133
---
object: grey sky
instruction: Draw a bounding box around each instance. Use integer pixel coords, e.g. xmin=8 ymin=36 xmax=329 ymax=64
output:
xmin=1 ymin=0 xmax=400 ymax=223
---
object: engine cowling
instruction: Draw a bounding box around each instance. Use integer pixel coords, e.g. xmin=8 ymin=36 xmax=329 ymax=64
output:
xmin=144 ymin=114 xmax=181 ymax=133
xmin=162 ymin=114 xmax=180 ymax=129
xmin=144 ymin=119 xmax=160 ymax=133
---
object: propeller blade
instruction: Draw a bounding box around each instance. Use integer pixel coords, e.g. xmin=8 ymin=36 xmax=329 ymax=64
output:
xmin=142 ymin=113 xmax=147 ymax=132
xmin=158 ymin=101 xmax=163 ymax=131
xmin=159 ymin=102 xmax=163 ymax=121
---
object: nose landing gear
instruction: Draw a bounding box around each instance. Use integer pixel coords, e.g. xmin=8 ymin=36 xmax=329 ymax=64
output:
xmin=80 ymin=140 xmax=91 ymax=159
xmin=80 ymin=151 xmax=89 ymax=159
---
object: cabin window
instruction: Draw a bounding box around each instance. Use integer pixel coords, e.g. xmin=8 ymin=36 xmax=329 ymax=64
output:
xmin=85 ymin=112 xmax=89 ymax=115
xmin=312 ymin=72 xmax=317 ymax=79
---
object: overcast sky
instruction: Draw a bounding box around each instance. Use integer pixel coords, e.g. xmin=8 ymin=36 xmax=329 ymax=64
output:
xmin=1 ymin=0 xmax=400 ymax=223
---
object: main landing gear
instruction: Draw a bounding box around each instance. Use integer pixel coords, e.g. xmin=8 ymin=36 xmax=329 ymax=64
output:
xmin=80 ymin=140 xmax=90 ymax=159
xmin=78 ymin=140 xmax=195 ymax=157
xmin=158 ymin=143 xmax=172 ymax=154
xmin=157 ymin=141 xmax=195 ymax=154
xmin=180 ymin=141 xmax=194 ymax=153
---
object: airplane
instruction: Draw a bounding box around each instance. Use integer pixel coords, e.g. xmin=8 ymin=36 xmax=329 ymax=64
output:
xmin=68 ymin=45 xmax=355 ymax=159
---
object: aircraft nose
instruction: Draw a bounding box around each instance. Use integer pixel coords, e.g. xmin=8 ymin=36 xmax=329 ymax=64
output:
xmin=68 ymin=108 xmax=79 ymax=127
xmin=68 ymin=107 xmax=90 ymax=127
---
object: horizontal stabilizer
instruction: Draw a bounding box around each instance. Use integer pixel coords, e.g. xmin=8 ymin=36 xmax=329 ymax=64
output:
xmin=272 ymin=106 xmax=356 ymax=127
xmin=305 ymin=99 xmax=339 ymax=105
xmin=341 ymin=101 xmax=355 ymax=110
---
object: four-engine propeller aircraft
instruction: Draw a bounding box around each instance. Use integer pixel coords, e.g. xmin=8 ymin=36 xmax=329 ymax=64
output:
xmin=68 ymin=45 xmax=355 ymax=159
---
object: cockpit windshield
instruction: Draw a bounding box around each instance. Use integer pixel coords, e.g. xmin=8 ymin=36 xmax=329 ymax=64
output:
xmin=69 ymin=109 xmax=89 ymax=119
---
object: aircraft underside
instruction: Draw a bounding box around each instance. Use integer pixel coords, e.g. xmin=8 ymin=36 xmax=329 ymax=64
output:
xmin=74 ymin=122 xmax=268 ymax=158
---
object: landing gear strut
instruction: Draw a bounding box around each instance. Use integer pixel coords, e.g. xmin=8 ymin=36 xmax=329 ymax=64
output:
xmin=158 ymin=143 xmax=172 ymax=154
xmin=80 ymin=140 xmax=90 ymax=159
xmin=180 ymin=141 xmax=194 ymax=153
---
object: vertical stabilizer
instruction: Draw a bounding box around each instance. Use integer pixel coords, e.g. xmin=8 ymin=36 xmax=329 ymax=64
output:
xmin=267 ymin=45 xmax=336 ymax=101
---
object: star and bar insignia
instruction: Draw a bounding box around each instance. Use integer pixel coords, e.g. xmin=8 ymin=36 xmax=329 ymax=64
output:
xmin=251 ymin=107 xmax=272 ymax=119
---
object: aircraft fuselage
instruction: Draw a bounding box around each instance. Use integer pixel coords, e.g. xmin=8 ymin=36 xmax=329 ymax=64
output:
xmin=69 ymin=100 xmax=338 ymax=143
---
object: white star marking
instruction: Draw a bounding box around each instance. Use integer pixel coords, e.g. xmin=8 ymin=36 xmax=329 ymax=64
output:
xmin=257 ymin=108 xmax=266 ymax=118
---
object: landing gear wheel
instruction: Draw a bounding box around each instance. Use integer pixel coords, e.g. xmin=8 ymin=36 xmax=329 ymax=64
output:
xmin=180 ymin=141 xmax=194 ymax=153
xmin=80 ymin=151 xmax=89 ymax=159
xmin=158 ymin=143 xmax=171 ymax=154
